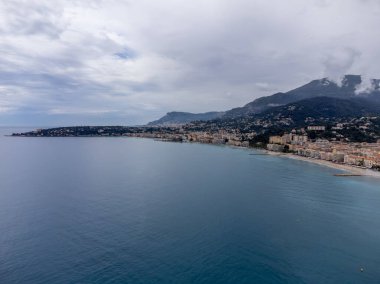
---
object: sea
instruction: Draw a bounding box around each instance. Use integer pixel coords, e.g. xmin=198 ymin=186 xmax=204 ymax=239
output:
xmin=0 ymin=127 xmax=380 ymax=284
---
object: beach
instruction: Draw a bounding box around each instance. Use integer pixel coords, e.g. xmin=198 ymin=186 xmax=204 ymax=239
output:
xmin=265 ymin=151 xmax=380 ymax=178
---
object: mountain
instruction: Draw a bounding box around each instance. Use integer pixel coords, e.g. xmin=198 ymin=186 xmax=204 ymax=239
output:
xmin=148 ymin=111 xmax=225 ymax=126
xmin=188 ymin=97 xmax=380 ymax=140
xmin=148 ymin=75 xmax=380 ymax=125
xmin=224 ymin=75 xmax=380 ymax=118
xmin=256 ymin=96 xmax=380 ymax=125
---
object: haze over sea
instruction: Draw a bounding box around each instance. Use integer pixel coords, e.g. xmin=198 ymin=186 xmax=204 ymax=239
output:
xmin=0 ymin=127 xmax=379 ymax=284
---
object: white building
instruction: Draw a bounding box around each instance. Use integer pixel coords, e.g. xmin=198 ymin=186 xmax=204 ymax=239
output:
xmin=307 ymin=126 xmax=326 ymax=131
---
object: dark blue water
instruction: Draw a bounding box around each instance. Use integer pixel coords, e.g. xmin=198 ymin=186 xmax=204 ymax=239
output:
xmin=0 ymin=127 xmax=380 ymax=283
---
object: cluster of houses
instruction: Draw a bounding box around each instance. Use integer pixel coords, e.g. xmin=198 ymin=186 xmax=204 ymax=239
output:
xmin=185 ymin=131 xmax=252 ymax=147
xmin=267 ymin=132 xmax=380 ymax=169
xmin=127 ymin=130 xmax=252 ymax=147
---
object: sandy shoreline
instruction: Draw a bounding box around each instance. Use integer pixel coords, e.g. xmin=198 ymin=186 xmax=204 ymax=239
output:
xmin=263 ymin=150 xmax=380 ymax=178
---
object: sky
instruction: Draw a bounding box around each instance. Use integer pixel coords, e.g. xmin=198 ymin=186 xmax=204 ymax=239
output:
xmin=0 ymin=0 xmax=380 ymax=126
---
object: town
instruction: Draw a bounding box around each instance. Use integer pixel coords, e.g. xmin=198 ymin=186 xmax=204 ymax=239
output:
xmin=128 ymin=126 xmax=380 ymax=171
xmin=13 ymin=124 xmax=380 ymax=171
xmin=267 ymin=126 xmax=380 ymax=170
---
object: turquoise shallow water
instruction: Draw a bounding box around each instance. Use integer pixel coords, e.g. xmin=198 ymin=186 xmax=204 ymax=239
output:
xmin=0 ymin=127 xmax=379 ymax=283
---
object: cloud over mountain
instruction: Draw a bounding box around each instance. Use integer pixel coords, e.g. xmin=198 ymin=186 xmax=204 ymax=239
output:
xmin=0 ymin=0 xmax=380 ymax=125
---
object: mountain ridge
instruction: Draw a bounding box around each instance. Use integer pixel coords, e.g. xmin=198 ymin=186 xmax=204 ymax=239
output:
xmin=223 ymin=75 xmax=379 ymax=118
xmin=186 ymin=96 xmax=380 ymax=143
xmin=148 ymin=111 xmax=225 ymax=126
xmin=148 ymin=75 xmax=380 ymax=125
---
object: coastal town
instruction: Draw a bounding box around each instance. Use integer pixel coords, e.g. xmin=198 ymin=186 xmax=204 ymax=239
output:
xmin=13 ymin=124 xmax=380 ymax=172
xmin=267 ymin=129 xmax=380 ymax=171
xmin=128 ymin=126 xmax=380 ymax=171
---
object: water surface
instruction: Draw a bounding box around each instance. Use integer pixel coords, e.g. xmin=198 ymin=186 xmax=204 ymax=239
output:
xmin=0 ymin=128 xmax=379 ymax=283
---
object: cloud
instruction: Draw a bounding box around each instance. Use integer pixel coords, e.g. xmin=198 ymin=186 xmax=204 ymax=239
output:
xmin=0 ymin=0 xmax=379 ymax=125
xmin=323 ymin=47 xmax=361 ymax=85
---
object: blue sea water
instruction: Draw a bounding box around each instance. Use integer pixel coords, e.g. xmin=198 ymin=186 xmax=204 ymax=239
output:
xmin=0 ymin=127 xmax=380 ymax=284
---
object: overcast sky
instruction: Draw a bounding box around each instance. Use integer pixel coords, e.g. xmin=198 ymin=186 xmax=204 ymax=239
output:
xmin=0 ymin=0 xmax=379 ymax=126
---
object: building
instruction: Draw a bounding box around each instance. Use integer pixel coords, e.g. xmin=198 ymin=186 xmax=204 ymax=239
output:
xmin=269 ymin=136 xmax=282 ymax=145
xmin=291 ymin=134 xmax=308 ymax=144
xmin=307 ymin=126 xmax=326 ymax=131
xmin=267 ymin=144 xmax=285 ymax=152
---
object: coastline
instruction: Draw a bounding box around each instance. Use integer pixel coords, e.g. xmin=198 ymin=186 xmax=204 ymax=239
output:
xmin=8 ymin=130 xmax=380 ymax=179
xmin=157 ymin=137 xmax=380 ymax=179
xmin=264 ymin=150 xmax=380 ymax=178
